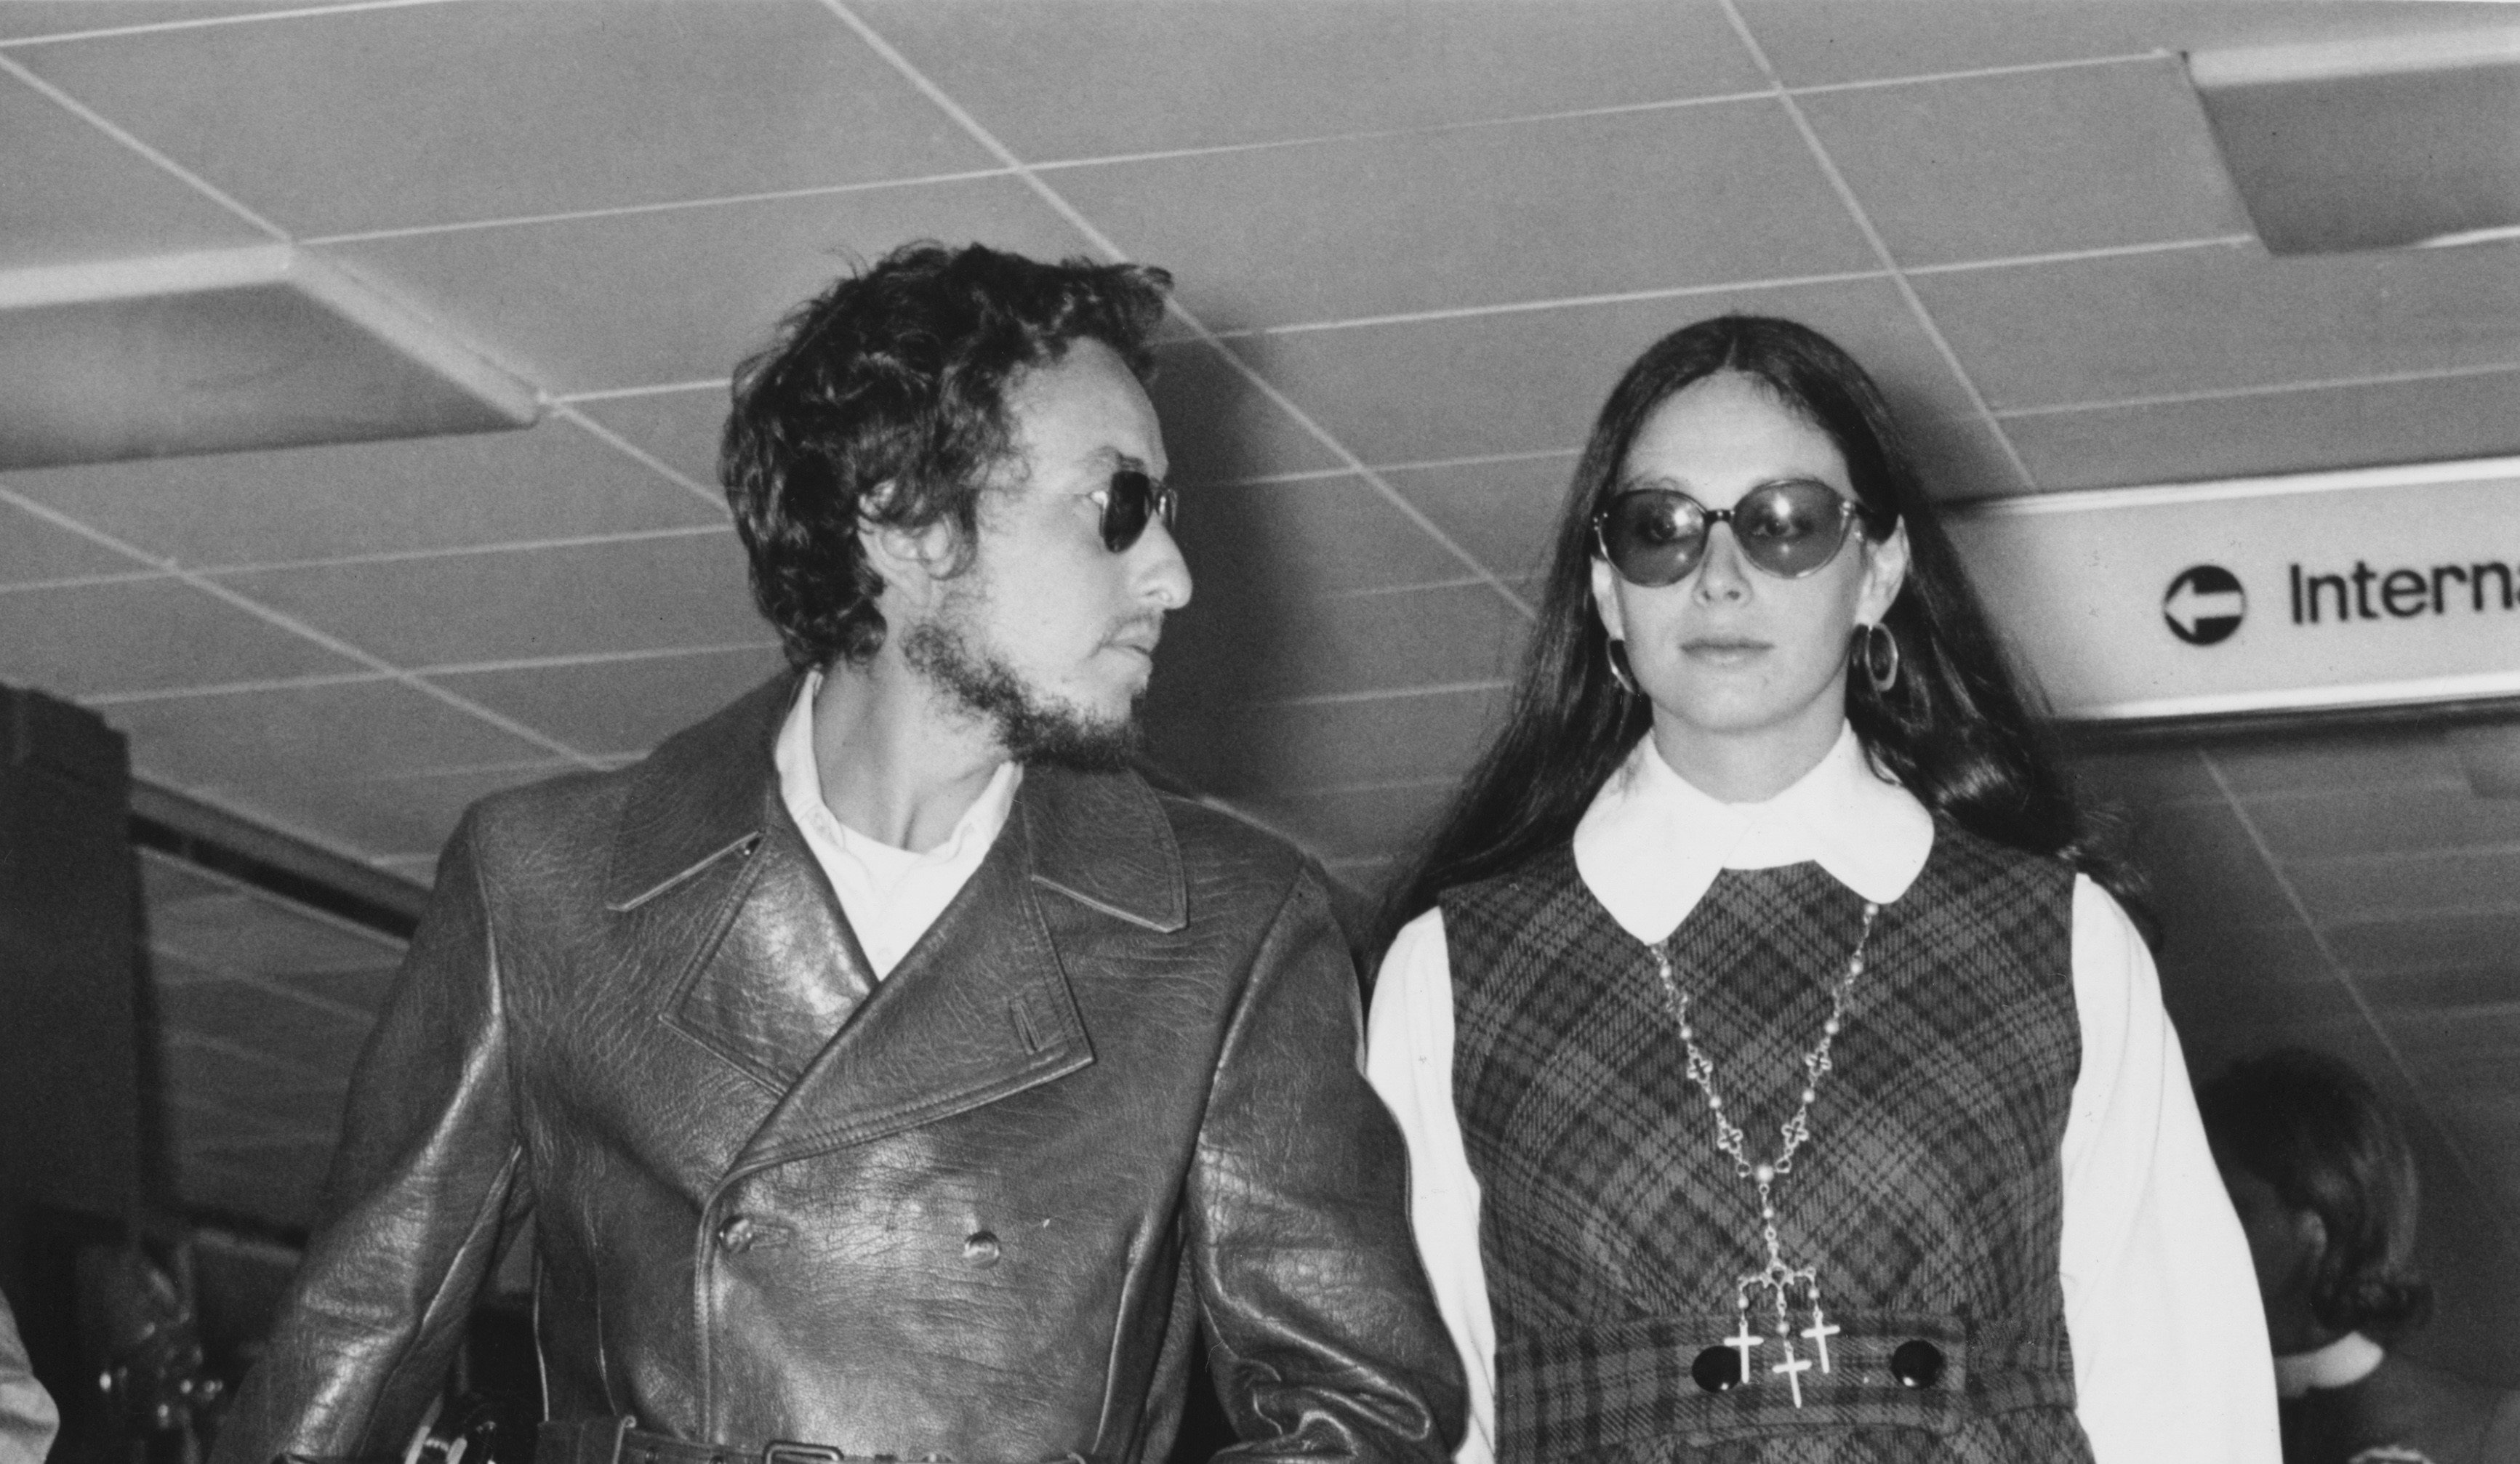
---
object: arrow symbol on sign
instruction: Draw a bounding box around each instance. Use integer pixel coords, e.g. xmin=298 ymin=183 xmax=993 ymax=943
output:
xmin=2165 ymin=580 xmax=2244 ymax=635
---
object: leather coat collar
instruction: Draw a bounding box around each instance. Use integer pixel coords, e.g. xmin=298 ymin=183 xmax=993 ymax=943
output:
xmin=602 ymin=672 xmax=1187 ymax=933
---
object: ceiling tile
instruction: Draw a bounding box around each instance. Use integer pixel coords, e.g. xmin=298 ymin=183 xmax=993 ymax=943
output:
xmin=151 ymin=893 xmax=398 ymax=978
xmin=7 ymin=418 xmax=723 ymax=569
xmin=204 ymin=760 xmax=579 ymax=862
xmin=2351 ymin=965 xmax=2520 ymax=1020
xmin=2379 ymin=1005 xmax=2520 ymax=1093
xmin=18 ymin=0 xmax=992 ymax=237
xmin=1734 ymin=1 xmax=2520 ymax=89
xmin=1914 ymin=241 xmax=2520 ymax=411
xmin=2005 ymin=367 xmax=2520 ymax=492
xmin=1147 ymin=340 xmax=1344 ymax=488
xmin=2065 ymin=743 xmax=2223 ymax=808
xmin=1801 ymin=59 xmax=2250 ymax=267
xmin=0 ymin=73 xmax=267 ymax=269
xmin=0 ymin=3 xmax=361 ymax=42
xmin=2244 ymin=785 xmax=2520 ymax=861
xmin=319 ymin=176 xmax=1094 ymax=393
xmin=1240 ymin=275 xmax=1963 ymax=469
xmin=2209 ymin=731 xmax=2465 ymax=797
xmin=1905 ymin=411 xmax=2031 ymax=500
xmin=571 ymin=389 xmax=727 ymax=499
xmin=138 ymin=847 xmax=238 ymax=909
xmin=1378 ymin=455 xmax=1578 ymax=585
xmin=863 ymin=0 xmax=1762 ymax=161
xmin=160 ymin=1031 xmax=345 ymax=1122
xmin=2124 ymin=800 xmax=2299 ymax=927
xmin=430 ymin=645 xmax=787 ymax=760
xmin=2327 ymin=912 xmax=2520 ymax=977
xmin=161 ymin=975 xmax=373 ymax=1059
xmin=101 ymin=677 xmax=557 ymax=791
xmin=1147 ymin=680 xmax=1509 ymax=797
xmin=211 ymin=531 xmax=763 ymax=668
xmin=0 ymin=496 xmax=144 ymax=583
xmin=2287 ymin=850 xmax=2520 ymax=923
xmin=1179 ymin=475 xmax=1474 ymax=600
xmin=1059 ymin=101 xmax=1872 ymax=330
xmin=1237 ymin=779 xmax=1456 ymax=862
xmin=0 ymin=576 xmax=356 ymax=697
xmin=1154 ymin=579 xmax=1528 ymax=711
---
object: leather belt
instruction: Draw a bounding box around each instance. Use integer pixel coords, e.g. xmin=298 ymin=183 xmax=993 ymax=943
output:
xmin=538 ymin=1417 xmax=1096 ymax=1464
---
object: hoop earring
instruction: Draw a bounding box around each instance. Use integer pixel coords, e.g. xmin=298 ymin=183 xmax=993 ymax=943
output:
xmin=1605 ymin=638 xmax=1641 ymax=698
xmin=1856 ymin=622 xmax=1901 ymax=696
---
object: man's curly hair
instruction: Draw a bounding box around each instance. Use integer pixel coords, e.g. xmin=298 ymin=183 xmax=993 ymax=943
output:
xmin=721 ymin=241 xmax=1173 ymax=669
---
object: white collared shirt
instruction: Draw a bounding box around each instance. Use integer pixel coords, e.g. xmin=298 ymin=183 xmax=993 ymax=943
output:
xmin=772 ymin=671 xmax=1021 ymax=978
xmin=1366 ymin=725 xmax=2281 ymax=1464
xmin=2276 ymin=1332 xmax=2388 ymax=1399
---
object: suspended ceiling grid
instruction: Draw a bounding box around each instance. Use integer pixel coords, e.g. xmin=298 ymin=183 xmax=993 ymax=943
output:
xmin=0 ymin=0 xmax=2515 ymax=1367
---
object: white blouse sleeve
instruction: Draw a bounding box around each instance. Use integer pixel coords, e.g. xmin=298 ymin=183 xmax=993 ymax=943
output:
xmin=1364 ymin=909 xmax=1498 ymax=1464
xmin=2058 ymin=875 xmax=2282 ymax=1462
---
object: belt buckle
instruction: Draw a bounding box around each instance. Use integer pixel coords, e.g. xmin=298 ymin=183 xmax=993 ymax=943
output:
xmin=762 ymin=1443 xmax=846 ymax=1464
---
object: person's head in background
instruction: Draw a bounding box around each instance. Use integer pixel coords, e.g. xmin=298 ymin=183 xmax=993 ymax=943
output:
xmin=2199 ymin=1047 xmax=2433 ymax=1355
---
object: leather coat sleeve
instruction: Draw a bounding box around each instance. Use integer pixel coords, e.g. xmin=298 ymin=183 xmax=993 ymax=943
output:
xmin=1187 ymin=864 xmax=1467 ymax=1463
xmin=212 ymin=813 xmax=529 ymax=1464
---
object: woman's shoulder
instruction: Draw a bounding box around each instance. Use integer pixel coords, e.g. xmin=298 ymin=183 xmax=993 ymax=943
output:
xmin=1434 ymin=842 xmax=1583 ymax=913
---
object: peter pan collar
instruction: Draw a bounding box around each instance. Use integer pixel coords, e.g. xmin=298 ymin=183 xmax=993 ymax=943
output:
xmin=1571 ymin=723 xmax=1934 ymax=944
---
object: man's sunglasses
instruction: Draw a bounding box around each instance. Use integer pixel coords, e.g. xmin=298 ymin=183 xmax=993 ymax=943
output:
xmin=1591 ymin=480 xmax=1885 ymax=587
xmin=1099 ymin=468 xmax=1178 ymax=553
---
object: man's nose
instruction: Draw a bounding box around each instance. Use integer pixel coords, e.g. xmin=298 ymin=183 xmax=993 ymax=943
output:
xmin=1133 ymin=518 xmax=1193 ymax=611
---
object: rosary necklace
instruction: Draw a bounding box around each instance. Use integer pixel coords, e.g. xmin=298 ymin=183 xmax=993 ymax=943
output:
xmin=1647 ymin=899 xmax=1879 ymax=1407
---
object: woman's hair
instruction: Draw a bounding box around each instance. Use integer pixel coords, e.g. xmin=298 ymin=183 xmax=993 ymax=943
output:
xmin=721 ymin=241 xmax=1172 ymax=670
xmin=1389 ymin=314 xmax=2119 ymax=928
xmin=2199 ymin=1048 xmax=2433 ymax=1340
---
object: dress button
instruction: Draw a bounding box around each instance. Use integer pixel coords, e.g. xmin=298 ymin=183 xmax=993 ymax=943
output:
xmin=1690 ymin=1346 xmax=1741 ymax=1393
xmin=716 ymin=1215 xmax=757 ymax=1254
xmin=963 ymin=1230 xmax=1001 ymax=1267
xmin=1891 ymin=1339 xmax=1946 ymax=1388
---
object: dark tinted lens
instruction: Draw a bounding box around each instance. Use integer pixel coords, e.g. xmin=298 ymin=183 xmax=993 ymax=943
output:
xmin=1101 ymin=469 xmax=1171 ymax=552
xmin=1733 ymin=480 xmax=1855 ymax=577
xmin=1599 ymin=491 xmax=1707 ymax=587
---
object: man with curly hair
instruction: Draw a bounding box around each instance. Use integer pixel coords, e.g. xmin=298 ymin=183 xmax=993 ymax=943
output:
xmin=212 ymin=243 xmax=1462 ymax=1464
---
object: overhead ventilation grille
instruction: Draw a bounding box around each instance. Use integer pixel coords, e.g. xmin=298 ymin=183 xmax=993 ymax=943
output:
xmin=2188 ymin=31 xmax=2520 ymax=255
xmin=0 ymin=244 xmax=539 ymax=471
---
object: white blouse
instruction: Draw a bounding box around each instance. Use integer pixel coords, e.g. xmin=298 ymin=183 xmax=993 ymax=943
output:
xmin=1366 ymin=728 xmax=2280 ymax=1463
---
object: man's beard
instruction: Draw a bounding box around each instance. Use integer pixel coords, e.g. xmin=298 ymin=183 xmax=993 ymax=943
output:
xmin=899 ymin=615 xmax=1145 ymax=773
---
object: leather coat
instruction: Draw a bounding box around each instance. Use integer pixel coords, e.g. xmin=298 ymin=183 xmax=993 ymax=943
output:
xmin=211 ymin=677 xmax=1463 ymax=1464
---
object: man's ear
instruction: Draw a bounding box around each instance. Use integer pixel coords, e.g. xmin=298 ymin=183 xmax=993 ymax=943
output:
xmin=856 ymin=502 xmax=961 ymax=614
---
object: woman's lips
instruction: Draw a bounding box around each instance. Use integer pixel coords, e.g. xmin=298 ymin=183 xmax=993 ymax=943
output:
xmin=1682 ymin=638 xmax=1770 ymax=667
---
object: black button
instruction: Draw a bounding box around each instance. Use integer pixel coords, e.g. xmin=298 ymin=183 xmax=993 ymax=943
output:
xmin=1891 ymin=1339 xmax=1946 ymax=1388
xmin=1690 ymin=1346 xmax=1742 ymax=1393
xmin=963 ymin=1230 xmax=1001 ymax=1267
xmin=715 ymin=1215 xmax=757 ymax=1253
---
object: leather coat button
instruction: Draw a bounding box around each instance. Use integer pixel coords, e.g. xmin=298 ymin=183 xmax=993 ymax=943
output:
xmin=716 ymin=1215 xmax=758 ymax=1254
xmin=1891 ymin=1339 xmax=1946 ymax=1388
xmin=1690 ymin=1346 xmax=1741 ymax=1393
xmin=963 ymin=1230 xmax=1001 ymax=1267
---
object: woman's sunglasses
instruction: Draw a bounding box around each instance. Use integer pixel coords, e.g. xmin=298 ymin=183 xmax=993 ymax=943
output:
xmin=1591 ymin=480 xmax=1883 ymax=587
xmin=1099 ymin=467 xmax=1178 ymax=553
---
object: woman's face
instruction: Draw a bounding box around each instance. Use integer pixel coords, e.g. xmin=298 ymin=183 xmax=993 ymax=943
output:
xmin=1590 ymin=372 xmax=1908 ymax=779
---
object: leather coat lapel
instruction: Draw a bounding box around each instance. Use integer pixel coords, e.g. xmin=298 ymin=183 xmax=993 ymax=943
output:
xmin=731 ymin=821 xmax=1092 ymax=1171
xmin=606 ymin=672 xmax=882 ymax=1094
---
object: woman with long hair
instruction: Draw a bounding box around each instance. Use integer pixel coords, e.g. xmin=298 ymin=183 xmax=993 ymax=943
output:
xmin=1366 ymin=316 xmax=2276 ymax=1461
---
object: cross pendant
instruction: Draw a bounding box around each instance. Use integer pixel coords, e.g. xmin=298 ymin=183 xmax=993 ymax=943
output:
xmin=1771 ymin=1338 xmax=1812 ymax=1407
xmin=1725 ymin=1315 xmax=1763 ymax=1375
xmin=1801 ymin=1306 xmax=1841 ymax=1374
